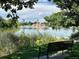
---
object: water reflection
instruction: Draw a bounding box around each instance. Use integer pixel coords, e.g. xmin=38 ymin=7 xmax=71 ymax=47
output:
xmin=15 ymin=27 xmax=74 ymax=38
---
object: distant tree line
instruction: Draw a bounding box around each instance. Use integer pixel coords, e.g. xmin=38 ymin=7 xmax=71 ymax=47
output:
xmin=0 ymin=17 xmax=18 ymax=28
xmin=20 ymin=22 xmax=32 ymax=26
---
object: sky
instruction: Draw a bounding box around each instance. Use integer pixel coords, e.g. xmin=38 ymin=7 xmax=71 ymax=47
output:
xmin=0 ymin=0 xmax=74 ymax=38
xmin=0 ymin=0 xmax=61 ymax=23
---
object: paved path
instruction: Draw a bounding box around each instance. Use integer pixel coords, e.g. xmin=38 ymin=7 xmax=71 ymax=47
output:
xmin=33 ymin=51 xmax=68 ymax=59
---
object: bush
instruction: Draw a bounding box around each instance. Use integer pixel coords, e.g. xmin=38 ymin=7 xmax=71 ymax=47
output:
xmin=0 ymin=32 xmax=19 ymax=57
xmin=0 ymin=32 xmax=65 ymax=59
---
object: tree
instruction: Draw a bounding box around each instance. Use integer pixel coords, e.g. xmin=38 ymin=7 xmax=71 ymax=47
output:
xmin=0 ymin=0 xmax=38 ymax=18
xmin=0 ymin=0 xmax=38 ymax=28
xmin=45 ymin=0 xmax=79 ymax=28
xmin=0 ymin=0 xmax=38 ymax=11
xmin=0 ymin=0 xmax=38 ymax=19
xmin=45 ymin=0 xmax=79 ymax=39
xmin=0 ymin=17 xmax=5 ymax=28
xmin=0 ymin=0 xmax=52 ymax=19
xmin=51 ymin=1 xmax=79 ymax=57
xmin=45 ymin=11 xmax=65 ymax=29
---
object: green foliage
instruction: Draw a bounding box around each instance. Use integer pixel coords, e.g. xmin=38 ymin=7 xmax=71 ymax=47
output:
xmin=0 ymin=32 xmax=65 ymax=59
xmin=51 ymin=1 xmax=79 ymax=58
xmin=53 ymin=0 xmax=79 ymax=10
xmin=45 ymin=10 xmax=78 ymax=29
xmin=0 ymin=33 xmax=19 ymax=57
xmin=52 ymin=0 xmax=79 ymax=27
xmin=0 ymin=17 xmax=18 ymax=28
xmin=45 ymin=11 xmax=66 ymax=28
xmin=45 ymin=0 xmax=79 ymax=29
xmin=35 ymin=34 xmax=64 ymax=46
xmin=0 ymin=0 xmax=38 ymax=19
xmin=20 ymin=22 xmax=32 ymax=26
xmin=18 ymin=34 xmax=64 ymax=48
xmin=45 ymin=12 xmax=62 ymax=29
xmin=0 ymin=0 xmax=38 ymax=11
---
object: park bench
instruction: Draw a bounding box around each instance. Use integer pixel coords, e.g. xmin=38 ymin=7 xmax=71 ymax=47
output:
xmin=38 ymin=40 xmax=73 ymax=59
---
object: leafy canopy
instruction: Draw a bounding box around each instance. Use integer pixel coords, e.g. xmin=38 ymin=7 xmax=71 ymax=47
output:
xmin=45 ymin=0 xmax=79 ymax=28
xmin=0 ymin=0 xmax=38 ymax=19
xmin=0 ymin=0 xmax=38 ymax=11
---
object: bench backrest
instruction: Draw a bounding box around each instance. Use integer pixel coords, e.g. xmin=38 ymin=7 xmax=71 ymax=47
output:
xmin=47 ymin=41 xmax=73 ymax=52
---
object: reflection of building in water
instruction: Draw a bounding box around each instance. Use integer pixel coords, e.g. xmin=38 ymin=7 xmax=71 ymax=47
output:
xmin=32 ymin=22 xmax=47 ymax=29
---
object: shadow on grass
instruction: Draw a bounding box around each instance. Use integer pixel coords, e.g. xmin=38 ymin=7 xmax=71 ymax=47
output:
xmin=0 ymin=44 xmax=48 ymax=59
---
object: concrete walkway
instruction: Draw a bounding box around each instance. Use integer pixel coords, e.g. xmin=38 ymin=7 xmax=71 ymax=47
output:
xmin=33 ymin=51 xmax=68 ymax=59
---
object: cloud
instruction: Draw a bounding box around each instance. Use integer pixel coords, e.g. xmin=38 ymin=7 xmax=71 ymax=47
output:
xmin=17 ymin=2 xmax=61 ymax=22
xmin=0 ymin=1 xmax=61 ymax=22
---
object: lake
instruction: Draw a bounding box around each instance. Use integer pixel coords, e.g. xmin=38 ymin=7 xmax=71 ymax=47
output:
xmin=15 ymin=26 xmax=74 ymax=38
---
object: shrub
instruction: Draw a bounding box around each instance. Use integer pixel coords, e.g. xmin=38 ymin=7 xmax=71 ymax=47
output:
xmin=0 ymin=32 xmax=19 ymax=57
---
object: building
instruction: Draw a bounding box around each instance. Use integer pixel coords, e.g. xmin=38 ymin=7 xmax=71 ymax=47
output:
xmin=32 ymin=22 xmax=47 ymax=29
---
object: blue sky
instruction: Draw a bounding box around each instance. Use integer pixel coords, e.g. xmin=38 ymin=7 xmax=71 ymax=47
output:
xmin=0 ymin=0 xmax=61 ymax=22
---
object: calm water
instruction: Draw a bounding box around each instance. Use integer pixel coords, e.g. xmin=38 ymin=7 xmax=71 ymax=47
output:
xmin=15 ymin=26 xmax=74 ymax=38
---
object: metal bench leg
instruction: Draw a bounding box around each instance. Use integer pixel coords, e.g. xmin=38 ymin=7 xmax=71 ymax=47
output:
xmin=47 ymin=54 xmax=49 ymax=59
xmin=47 ymin=51 xmax=49 ymax=59
xmin=38 ymin=47 xmax=41 ymax=59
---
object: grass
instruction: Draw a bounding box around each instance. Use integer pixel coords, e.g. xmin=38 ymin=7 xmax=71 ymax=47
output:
xmin=0 ymin=47 xmax=39 ymax=59
xmin=0 ymin=32 xmax=65 ymax=59
xmin=0 ymin=28 xmax=18 ymax=32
